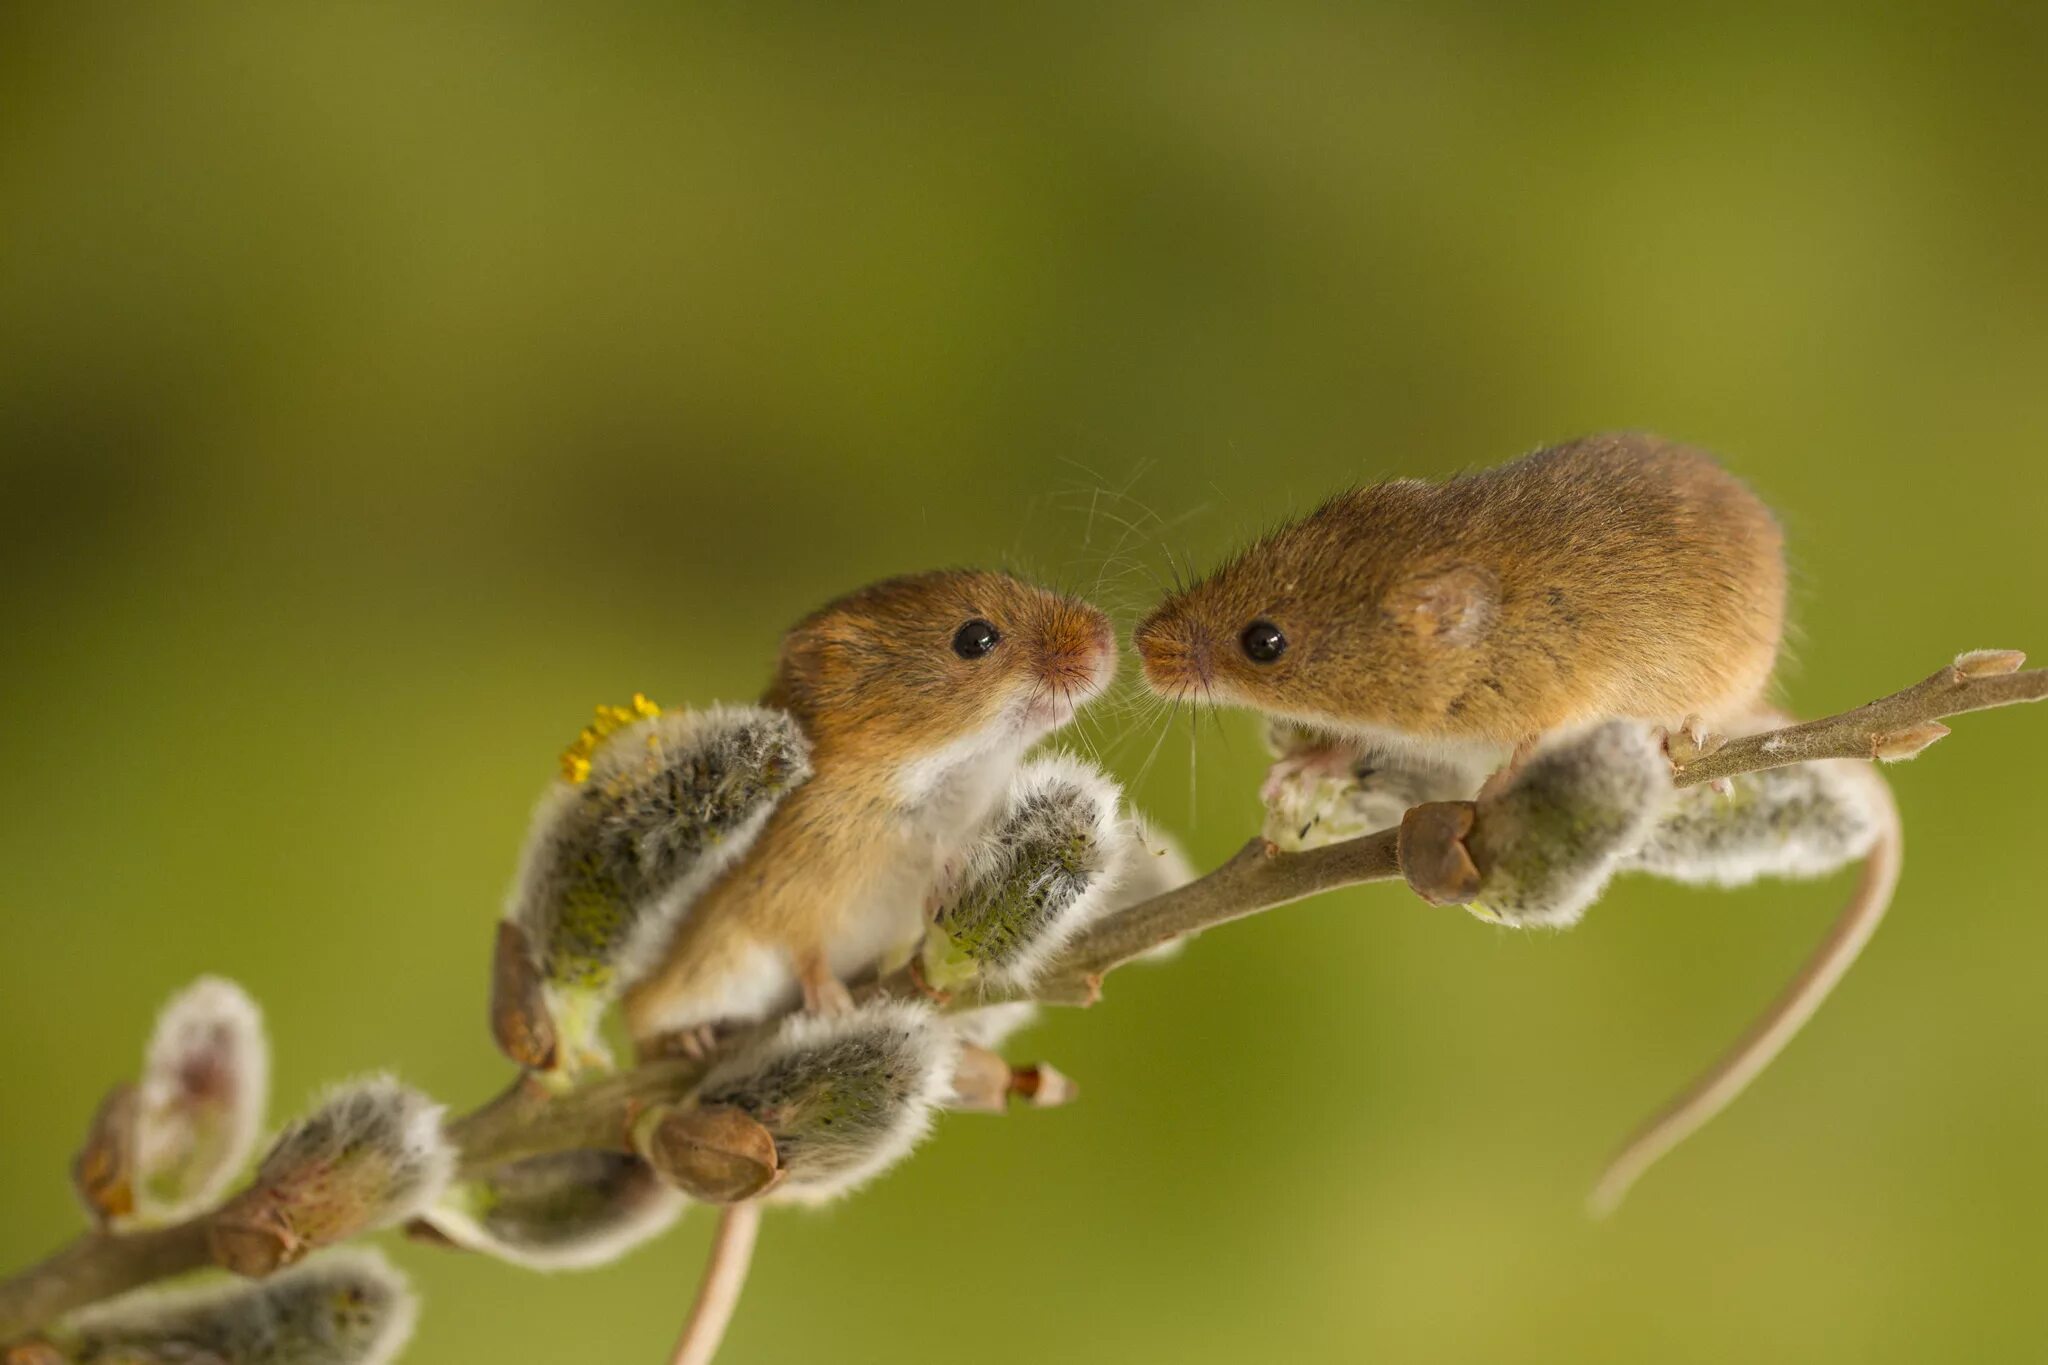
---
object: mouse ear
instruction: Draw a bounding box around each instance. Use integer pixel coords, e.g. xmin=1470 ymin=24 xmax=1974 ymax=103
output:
xmin=1384 ymin=563 xmax=1496 ymax=645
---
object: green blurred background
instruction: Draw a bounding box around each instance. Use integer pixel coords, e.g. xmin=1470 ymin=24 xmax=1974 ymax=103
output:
xmin=5 ymin=5 xmax=2046 ymax=1362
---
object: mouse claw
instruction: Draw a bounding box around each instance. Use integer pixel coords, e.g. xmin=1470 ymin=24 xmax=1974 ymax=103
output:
xmin=1397 ymin=801 xmax=1482 ymax=905
xmin=1259 ymin=745 xmax=1356 ymax=808
xmin=635 ymin=1023 xmax=719 ymax=1063
xmin=1474 ymin=736 xmax=1543 ymax=803
xmin=1662 ymin=715 xmax=1727 ymax=768
xmin=798 ymin=957 xmax=856 ymax=1016
xmin=906 ymin=954 xmax=954 ymax=1006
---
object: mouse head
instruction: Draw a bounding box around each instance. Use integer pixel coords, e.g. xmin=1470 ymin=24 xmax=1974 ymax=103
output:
xmin=1133 ymin=486 xmax=1498 ymax=735
xmin=765 ymin=570 xmax=1116 ymax=781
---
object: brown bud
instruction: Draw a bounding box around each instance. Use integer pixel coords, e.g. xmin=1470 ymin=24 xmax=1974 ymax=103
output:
xmin=1872 ymin=721 xmax=1950 ymax=762
xmin=208 ymin=1076 xmax=450 ymax=1274
xmin=490 ymin=920 xmax=558 ymax=1072
xmin=1010 ymin=1063 xmax=1079 ymax=1109
xmin=1954 ymin=648 xmax=2026 ymax=679
xmin=1398 ymin=802 xmax=1482 ymax=905
xmin=634 ymin=1104 xmax=780 ymax=1204
xmin=71 ymin=1082 xmax=138 ymax=1228
xmin=3 ymin=1340 xmax=65 ymax=1365
xmin=207 ymin=1208 xmax=301 ymax=1277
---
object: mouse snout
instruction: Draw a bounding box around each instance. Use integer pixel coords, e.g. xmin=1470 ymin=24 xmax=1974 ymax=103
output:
xmin=1132 ymin=609 xmax=1213 ymax=698
xmin=1030 ymin=601 xmax=1117 ymax=701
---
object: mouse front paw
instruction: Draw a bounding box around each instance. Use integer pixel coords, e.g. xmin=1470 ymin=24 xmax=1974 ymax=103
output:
xmin=1659 ymin=713 xmax=1728 ymax=769
xmin=798 ymin=954 xmax=856 ymax=1016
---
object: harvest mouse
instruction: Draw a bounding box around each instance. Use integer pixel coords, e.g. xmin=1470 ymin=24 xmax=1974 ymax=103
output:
xmin=1133 ymin=432 xmax=1901 ymax=1210
xmin=623 ymin=569 xmax=1117 ymax=1045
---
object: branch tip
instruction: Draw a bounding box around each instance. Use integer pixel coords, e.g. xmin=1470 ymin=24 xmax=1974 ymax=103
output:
xmin=1010 ymin=1064 xmax=1079 ymax=1109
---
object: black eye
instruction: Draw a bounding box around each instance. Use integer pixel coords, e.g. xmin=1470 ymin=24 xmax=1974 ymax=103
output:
xmin=1241 ymin=620 xmax=1287 ymax=663
xmin=952 ymin=618 xmax=1000 ymax=659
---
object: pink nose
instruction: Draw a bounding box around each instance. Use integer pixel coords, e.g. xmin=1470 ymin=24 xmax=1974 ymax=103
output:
xmin=1133 ymin=614 xmax=1211 ymax=694
xmin=1035 ymin=605 xmax=1118 ymax=694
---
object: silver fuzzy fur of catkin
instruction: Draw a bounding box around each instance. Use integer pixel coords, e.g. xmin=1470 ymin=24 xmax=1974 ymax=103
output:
xmin=948 ymin=1001 xmax=1043 ymax=1050
xmin=505 ymin=705 xmax=811 ymax=1054
xmin=1626 ymin=758 xmax=1884 ymax=886
xmin=1465 ymin=721 xmax=1674 ymax=929
xmin=1106 ymin=810 xmax=1198 ymax=964
xmin=693 ymin=1001 xmax=954 ymax=1206
xmin=132 ymin=976 xmax=270 ymax=1225
xmin=1264 ymin=717 xmax=1888 ymax=904
xmin=923 ymin=754 xmax=1124 ymax=992
xmin=420 ymin=1151 xmax=687 ymax=1273
xmin=241 ymin=1076 xmax=453 ymax=1243
xmin=60 ymin=1248 xmax=417 ymax=1365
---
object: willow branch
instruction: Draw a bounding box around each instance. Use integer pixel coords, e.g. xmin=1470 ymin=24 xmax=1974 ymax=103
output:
xmin=0 ymin=1223 xmax=212 ymax=1348
xmin=1674 ymin=653 xmax=2048 ymax=787
xmin=4 ymin=650 xmax=2043 ymax=1346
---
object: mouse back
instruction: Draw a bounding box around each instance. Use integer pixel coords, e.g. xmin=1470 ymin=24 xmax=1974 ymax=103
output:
xmin=1136 ymin=433 xmax=1785 ymax=744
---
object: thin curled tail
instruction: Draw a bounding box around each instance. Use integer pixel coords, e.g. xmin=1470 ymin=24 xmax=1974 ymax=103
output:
xmin=1587 ymin=766 xmax=1903 ymax=1218
xmin=669 ymin=1201 xmax=763 ymax=1365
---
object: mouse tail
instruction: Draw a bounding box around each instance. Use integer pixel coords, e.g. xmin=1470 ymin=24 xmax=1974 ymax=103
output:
xmin=1586 ymin=765 xmax=1902 ymax=1219
xmin=668 ymin=1201 xmax=763 ymax=1365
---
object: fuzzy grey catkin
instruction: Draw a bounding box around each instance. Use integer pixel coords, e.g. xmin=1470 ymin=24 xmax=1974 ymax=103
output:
xmin=213 ymin=1076 xmax=452 ymax=1270
xmin=131 ymin=976 xmax=271 ymax=1225
xmin=58 ymin=1249 xmax=417 ymax=1365
xmin=1625 ymin=758 xmax=1885 ymax=886
xmin=920 ymin=755 xmax=1122 ymax=992
xmin=693 ymin=1001 xmax=954 ymax=1205
xmin=1102 ymin=811 xmax=1198 ymax=964
xmin=420 ymin=1151 xmax=686 ymax=1273
xmin=505 ymin=703 xmax=811 ymax=1070
xmin=1108 ymin=814 xmax=1196 ymax=909
xmin=948 ymin=1002 xmax=1042 ymax=1051
xmin=1464 ymin=721 xmax=1673 ymax=929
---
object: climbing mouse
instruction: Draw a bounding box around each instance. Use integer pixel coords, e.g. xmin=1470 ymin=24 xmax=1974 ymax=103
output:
xmin=1135 ymin=431 xmax=1785 ymax=780
xmin=1134 ymin=431 xmax=1901 ymax=1209
xmin=623 ymin=569 xmax=1116 ymax=1044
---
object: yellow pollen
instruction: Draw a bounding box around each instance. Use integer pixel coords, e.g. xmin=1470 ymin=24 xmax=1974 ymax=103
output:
xmin=560 ymin=693 xmax=662 ymax=783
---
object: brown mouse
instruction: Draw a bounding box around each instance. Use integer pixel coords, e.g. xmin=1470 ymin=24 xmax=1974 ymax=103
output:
xmin=1135 ymin=431 xmax=1785 ymax=776
xmin=623 ymin=569 xmax=1116 ymax=1044
xmin=1134 ymin=432 xmax=1901 ymax=1210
